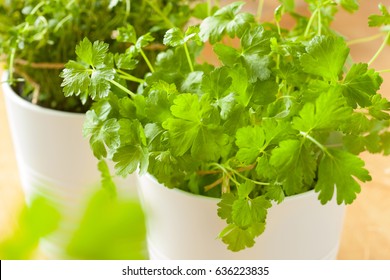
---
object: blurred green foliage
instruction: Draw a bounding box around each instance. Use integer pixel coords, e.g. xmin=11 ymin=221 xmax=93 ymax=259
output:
xmin=0 ymin=189 xmax=147 ymax=260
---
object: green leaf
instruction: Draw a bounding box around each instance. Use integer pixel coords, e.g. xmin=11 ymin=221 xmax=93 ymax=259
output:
xmin=75 ymin=38 xmax=109 ymax=68
xmin=235 ymin=126 xmax=266 ymax=164
xmin=117 ymin=24 xmax=137 ymax=44
xmin=83 ymin=112 xmax=120 ymax=159
xmin=199 ymin=2 xmax=255 ymax=43
xmin=219 ymin=224 xmax=257 ymax=252
xmin=163 ymin=26 xmax=200 ymax=47
xmin=217 ymin=193 xmax=236 ymax=224
xmin=337 ymin=0 xmax=359 ymax=13
xmin=341 ymin=63 xmax=382 ymax=108
xmin=368 ymin=4 xmax=390 ymax=27
xmin=270 ymin=139 xmax=317 ymax=195
xmin=214 ymin=43 xmax=240 ymax=66
xmin=293 ymin=88 xmax=352 ymax=132
xmin=369 ymin=94 xmax=390 ymax=120
xmin=113 ymin=145 xmax=149 ymax=176
xmin=300 ymin=36 xmax=349 ymax=82
xmin=61 ymin=38 xmax=114 ymax=101
xmin=135 ymin=33 xmax=155 ymax=50
xmin=201 ymin=67 xmax=232 ymax=99
xmin=98 ymin=160 xmax=117 ymax=197
xmin=315 ymin=149 xmax=371 ymax=204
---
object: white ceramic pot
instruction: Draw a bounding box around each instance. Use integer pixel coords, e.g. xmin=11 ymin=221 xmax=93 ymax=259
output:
xmin=138 ymin=174 xmax=346 ymax=260
xmin=1 ymin=72 xmax=138 ymax=258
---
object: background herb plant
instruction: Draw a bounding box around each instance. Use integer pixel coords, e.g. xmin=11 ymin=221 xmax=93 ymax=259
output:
xmin=62 ymin=0 xmax=390 ymax=251
xmin=0 ymin=0 xmax=194 ymax=112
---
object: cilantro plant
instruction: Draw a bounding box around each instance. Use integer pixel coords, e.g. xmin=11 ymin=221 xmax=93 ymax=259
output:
xmin=0 ymin=0 xmax=194 ymax=112
xmin=62 ymin=0 xmax=390 ymax=252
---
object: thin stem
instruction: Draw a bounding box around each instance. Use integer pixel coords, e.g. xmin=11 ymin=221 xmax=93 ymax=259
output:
xmin=257 ymin=0 xmax=264 ymax=22
xmin=140 ymin=49 xmax=155 ymax=73
xmin=207 ymin=0 xmax=212 ymax=16
xmin=116 ymin=69 xmax=145 ymax=83
xmin=347 ymin=33 xmax=383 ymax=46
xmin=317 ymin=8 xmax=322 ymax=36
xmin=109 ymin=80 xmax=136 ymax=97
xmin=54 ymin=14 xmax=72 ymax=33
xmin=145 ymin=0 xmax=174 ymax=28
xmin=378 ymin=69 xmax=390 ymax=73
xmin=368 ymin=32 xmax=390 ymax=66
xmin=300 ymin=131 xmax=331 ymax=156
xmin=183 ymin=43 xmax=194 ymax=72
xmin=304 ymin=8 xmax=319 ymax=38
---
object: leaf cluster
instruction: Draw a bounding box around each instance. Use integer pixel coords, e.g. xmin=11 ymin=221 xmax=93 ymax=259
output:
xmin=0 ymin=0 xmax=194 ymax=112
xmin=61 ymin=1 xmax=390 ymax=251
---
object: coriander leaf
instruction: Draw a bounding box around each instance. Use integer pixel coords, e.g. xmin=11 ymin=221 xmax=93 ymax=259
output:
xmin=145 ymin=82 xmax=177 ymax=123
xmin=255 ymin=155 xmax=278 ymax=180
xmin=240 ymin=25 xmax=271 ymax=56
xmin=368 ymin=4 xmax=390 ymax=27
xmin=190 ymin=125 xmax=229 ymax=161
xmin=116 ymin=24 xmax=137 ymax=44
xmin=135 ymin=33 xmax=155 ymax=50
xmin=217 ymin=193 xmax=236 ymax=223
xmin=292 ymin=88 xmax=352 ymax=132
xmin=201 ymin=67 xmax=232 ymax=99
xmin=300 ymin=36 xmax=349 ymax=82
xmin=98 ymin=160 xmax=117 ymax=197
xmin=249 ymin=78 xmax=278 ymax=105
xmin=228 ymin=65 xmax=251 ymax=106
xmin=237 ymin=180 xmax=255 ymax=198
xmin=61 ymin=38 xmax=114 ymax=101
xmin=242 ymin=54 xmax=271 ymax=83
xmin=213 ymin=43 xmax=240 ymax=66
xmin=341 ymin=63 xmax=382 ymax=108
xmin=163 ymin=94 xmax=227 ymax=161
xmin=315 ymin=149 xmax=371 ymax=204
xmin=235 ymin=126 xmax=266 ymax=164
xmin=369 ymin=94 xmax=390 ymax=120
xmin=83 ymin=112 xmax=120 ymax=159
xmin=336 ymin=0 xmax=359 ymax=13
xmin=265 ymin=184 xmax=285 ymax=204
xmin=113 ymin=145 xmax=149 ymax=177
xmin=218 ymin=224 xmax=257 ymax=252
xmin=199 ymin=2 xmax=255 ymax=43
xmin=163 ymin=26 xmax=200 ymax=47
xmin=114 ymin=51 xmax=138 ymax=70
xmin=75 ymin=37 xmax=109 ymax=68
xmin=270 ymin=139 xmax=317 ymax=195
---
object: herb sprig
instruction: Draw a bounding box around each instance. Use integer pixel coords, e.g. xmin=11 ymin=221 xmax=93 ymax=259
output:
xmin=62 ymin=0 xmax=390 ymax=251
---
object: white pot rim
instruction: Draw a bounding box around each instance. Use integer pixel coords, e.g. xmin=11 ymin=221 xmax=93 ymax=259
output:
xmin=141 ymin=172 xmax=319 ymax=203
xmin=1 ymin=71 xmax=84 ymax=118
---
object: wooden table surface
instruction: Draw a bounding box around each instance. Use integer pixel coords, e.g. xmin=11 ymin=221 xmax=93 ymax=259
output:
xmin=1 ymin=0 xmax=390 ymax=259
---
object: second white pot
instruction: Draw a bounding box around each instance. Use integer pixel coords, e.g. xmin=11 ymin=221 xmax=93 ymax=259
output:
xmin=138 ymin=174 xmax=346 ymax=260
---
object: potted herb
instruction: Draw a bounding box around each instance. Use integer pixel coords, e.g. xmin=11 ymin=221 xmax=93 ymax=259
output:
xmin=62 ymin=0 xmax=390 ymax=259
xmin=0 ymin=0 xmax=194 ymax=258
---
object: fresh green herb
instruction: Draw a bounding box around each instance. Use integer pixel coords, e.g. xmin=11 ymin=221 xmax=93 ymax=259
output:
xmin=62 ymin=1 xmax=390 ymax=251
xmin=0 ymin=0 xmax=194 ymax=112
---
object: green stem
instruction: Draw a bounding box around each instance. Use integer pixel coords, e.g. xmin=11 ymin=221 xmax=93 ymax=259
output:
xmin=368 ymin=32 xmax=390 ymax=66
xmin=109 ymin=80 xmax=136 ymax=97
xmin=317 ymin=8 xmax=322 ymax=36
xmin=257 ymin=0 xmax=264 ymax=22
xmin=183 ymin=43 xmax=194 ymax=72
xmin=207 ymin=0 xmax=212 ymax=16
xmin=145 ymin=0 xmax=174 ymax=28
xmin=378 ymin=69 xmax=390 ymax=73
xmin=304 ymin=8 xmax=319 ymax=37
xmin=228 ymin=167 xmax=270 ymax=186
xmin=300 ymin=131 xmax=331 ymax=156
xmin=116 ymin=69 xmax=145 ymax=83
xmin=347 ymin=33 xmax=383 ymax=46
xmin=140 ymin=49 xmax=155 ymax=73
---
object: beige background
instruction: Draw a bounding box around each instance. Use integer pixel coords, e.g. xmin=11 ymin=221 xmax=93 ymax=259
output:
xmin=1 ymin=0 xmax=390 ymax=259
